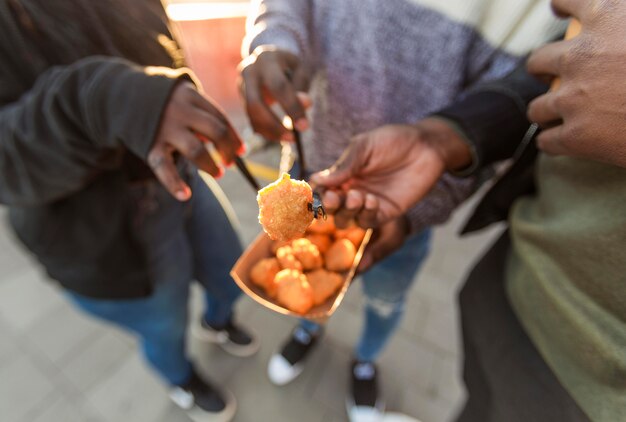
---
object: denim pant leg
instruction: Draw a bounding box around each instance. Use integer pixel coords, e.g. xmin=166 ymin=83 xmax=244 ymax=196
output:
xmin=355 ymin=229 xmax=431 ymax=362
xmin=68 ymin=181 xmax=196 ymax=385
xmin=186 ymin=171 xmax=244 ymax=327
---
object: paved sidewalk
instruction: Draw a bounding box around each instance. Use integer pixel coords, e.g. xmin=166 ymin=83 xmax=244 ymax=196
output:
xmin=0 ymin=142 xmax=502 ymax=422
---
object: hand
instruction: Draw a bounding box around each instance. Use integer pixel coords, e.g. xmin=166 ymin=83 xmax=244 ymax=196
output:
xmin=310 ymin=118 xmax=472 ymax=226
xmin=359 ymin=217 xmax=410 ymax=272
xmin=239 ymin=46 xmax=310 ymax=142
xmin=148 ymin=82 xmax=244 ymax=201
xmin=527 ymin=0 xmax=626 ymax=167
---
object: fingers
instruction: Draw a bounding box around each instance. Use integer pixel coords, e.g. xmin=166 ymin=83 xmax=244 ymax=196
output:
xmin=334 ymin=190 xmax=365 ymax=229
xmin=175 ymin=132 xmax=223 ymax=178
xmin=320 ymin=189 xmax=379 ymax=229
xmin=189 ymin=94 xmax=244 ymax=164
xmin=527 ymin=40 xmax=572 ymax=78
xmin=535 ymin=125 xmax=569 ymax=156
xmin=262 ymin=61 xmax=308 ymax=131
xmin=147 ymin=149 xmax=191 ymax=201
xmin=527 ymin=93 xmax=561 ymax=127
xmin=244 ymin=75 xmax=292 ymax=141
xmin=310 ymin=142 xmax=362 ymax=187
xmin=356 ymin=194 xmax=379 ymax=229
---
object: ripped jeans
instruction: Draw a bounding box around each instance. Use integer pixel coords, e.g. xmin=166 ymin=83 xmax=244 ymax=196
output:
xmin=300 ymin=229 xmax=431 ymax=362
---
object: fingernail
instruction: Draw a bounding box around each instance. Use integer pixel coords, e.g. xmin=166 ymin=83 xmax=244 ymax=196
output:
xmin=216 ymin=167 xmax=225 ymax=179
xmin=237 ymin=143 xmax=247 ymax=155
xmin=295 ymin=118 xmax=309 ymax=132
xmin=281 ymin=132 xmax=295 ymax=142
xmin=176 ymin=188 xmax=190 ymax=201
xmin=346 ymin=190 xmax=360 ymax=209
xmin=365 ymin=194 xmax=378 ymax=210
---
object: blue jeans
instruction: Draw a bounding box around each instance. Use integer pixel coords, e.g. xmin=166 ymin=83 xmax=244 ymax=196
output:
xmin=300 ymin=229 xmax=431 ymax=361
xmin=68 ymin=169 xmax=243 ymax=386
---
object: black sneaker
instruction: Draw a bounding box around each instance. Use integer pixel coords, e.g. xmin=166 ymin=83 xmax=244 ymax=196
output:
xmin=267 ymin=326 xmax=322 ymax=385
xmin=346 ymin=360 xmax=385 ymax=422
xmin=169 ymin=370 xmax=236 ymax=422
xmin=192 ymin=318 xmax=260 ymax=357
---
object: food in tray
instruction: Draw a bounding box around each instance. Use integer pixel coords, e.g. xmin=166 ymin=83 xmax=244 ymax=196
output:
xmin=307 ymin=268 xmax=344 ymax=305
xmin=247 ymin=215 xmax=366 ymax=315
xmin=257 ymin=173 xmax=314 ymax=241
xmin=291 ymin=238 xmax=323 ymax=271
xmin=325 ymin=238 xmax=357 ymax=272
xmin=275 ymin=269 xmax=315 ymax=314
xmin=250 ymin=258 xmax=281 ymax=298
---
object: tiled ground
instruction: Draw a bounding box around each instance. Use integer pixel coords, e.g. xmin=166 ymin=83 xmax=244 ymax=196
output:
xmin=0 ymin=145 xmax=503 ymax=422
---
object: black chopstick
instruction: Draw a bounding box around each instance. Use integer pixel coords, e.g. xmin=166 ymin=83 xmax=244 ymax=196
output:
xmin=234 ymin=156 xmax=261 ymax=191
xmin=294 ymin=129 xmax=306 ymax=180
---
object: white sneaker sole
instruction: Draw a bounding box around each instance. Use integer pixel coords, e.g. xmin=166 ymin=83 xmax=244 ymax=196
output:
xmin=267 ymin=354 xmax=305 ymax=386
xmin=346 ymin=397 xmax=385 ymax=422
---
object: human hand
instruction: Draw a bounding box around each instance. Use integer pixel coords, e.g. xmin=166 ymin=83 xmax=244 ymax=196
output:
xmin=148 ymin=82 xmax=244 ymax=201
xmin=359 ymin=217 xmax=409 ymax=272
xmin=310 ymin=118 xmax=472 ymax=226
xmin=527 ymin=0 xmax=626 ymax=167
xmin=239 ymin=46 xmax=310 ymax=142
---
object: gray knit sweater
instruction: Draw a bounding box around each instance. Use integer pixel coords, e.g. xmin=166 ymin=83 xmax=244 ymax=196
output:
xmin=243 ymin=0 xmax=565 ymax=232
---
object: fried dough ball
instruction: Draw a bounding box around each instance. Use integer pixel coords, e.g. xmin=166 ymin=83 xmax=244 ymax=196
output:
xmin=325 ymin=239 xmax=357 ymax=272
xmin=335 ymin=226 xmax=367 ymax=247
xmin=291 ymin=238 xmax=323 ymax=271
xmin=275 ymin=269 xmax=314 ymax=314
xmin=307 ymin=269 xmax=344 ymax=305
xmin=257 ymin=173 xmax=314 ymax=241
xmin=250 ymin=258 xmax=281 ymax=298
xmin=276 ymin=246 xmax=303 ymax=271
xmin=305 ymin=233 xmax=333 ymax=254
xmin=306 ymin=214 xmax=336 ymax=235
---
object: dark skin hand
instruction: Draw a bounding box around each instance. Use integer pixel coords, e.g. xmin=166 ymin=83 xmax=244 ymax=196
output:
xmin=311 ymin=117 xmax=472 ymax=227
xmin=239 ymin=46 xmax=310 ymax=142
xmin=358 ymin=217 xmax=410 ymax=272
xmin=527 ymin=0 xmax=626 ymax=167
xmin=147 ymin=82 xmax=244 ymax=201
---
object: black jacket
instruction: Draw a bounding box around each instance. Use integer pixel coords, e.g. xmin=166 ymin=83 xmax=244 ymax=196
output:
xmin=0 ymin=0 xmax=192 ymax=298
xmin=433 ymin=63 xmax=550 ymax=233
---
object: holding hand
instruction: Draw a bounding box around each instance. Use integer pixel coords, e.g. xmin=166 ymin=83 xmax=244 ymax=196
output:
xmin=148 ymin=82 xmax=244 ymax=201
xmin=239 ymin=46 xmax=310 ymax=142
xmin=527 ymin=0 xmax=626 ymax=167
xmin=310 ymin=118 xmax=472 ymax=227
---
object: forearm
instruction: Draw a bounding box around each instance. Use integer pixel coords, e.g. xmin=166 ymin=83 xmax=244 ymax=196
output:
xmin=242 ymin=0 xmax=312 ymax=58
xmin=0 ymin=56 xmax=192 ymax=206
xmin=432 ymin=63 xmax=549 ymax=175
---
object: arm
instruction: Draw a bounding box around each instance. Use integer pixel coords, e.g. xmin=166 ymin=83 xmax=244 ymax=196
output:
xmin=0 ymin=57 xmax=243 ymax=206
xmin=239 ymin=0 xmax=313 ymax=141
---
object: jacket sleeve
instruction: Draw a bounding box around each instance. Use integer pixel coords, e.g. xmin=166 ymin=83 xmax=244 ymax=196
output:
xmin=0 ymin=56 xmax=192 ymax=206
xmin=432 ymin=63 xmax=549 ymax=174
xmin=242 ymin=0 xmax=312 ymax=58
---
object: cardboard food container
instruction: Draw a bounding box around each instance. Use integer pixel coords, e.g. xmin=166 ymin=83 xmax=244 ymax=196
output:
xmin=231 ymin=229 xmax=373 ymax=323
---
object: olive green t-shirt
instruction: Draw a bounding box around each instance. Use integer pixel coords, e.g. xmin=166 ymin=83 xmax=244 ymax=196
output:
xmin=507 ymin=155 xmax=626 ymax=421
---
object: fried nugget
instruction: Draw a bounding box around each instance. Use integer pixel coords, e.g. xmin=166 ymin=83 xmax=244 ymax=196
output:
xmin=335 ymin=226 xmax=367 ymax=247
xmin=275 ymin=269 xmax=314 ymax=314
xmin=306 ymin=214 xmax=336 ymax=235
xmin=270 ymin=239 xmax=292 ymax=255
xmin=305 ymin=233 xmax=332 ymax=254
xmin=325 ymin=239 xmax=357 ymax=272
xmin=307 ymin=269 xmax=344 ymax=305
xmin=291 ymin=238 xmax=323 ymax=271
xmin=257 ymin=173 xmax=314 ymax=241
xmin=250 ymin=258 xmax=281 ymax=298
xmin=276 ymin=246 xmax=303 ymax=271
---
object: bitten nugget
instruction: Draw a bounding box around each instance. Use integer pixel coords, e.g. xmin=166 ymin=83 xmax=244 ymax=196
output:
xmin=307 ymin=269 xmax=344 ymax=305
xmin=325 ymin=239 xmax=357 ymax=272
xmin=335 ymin=226 xmax=367 ymax=247
xmin=250 ymin=258 xmax=281 ymax=298
xmin=306 ymin=214 xmax=336 ymax=235
xmin=257 ymin=173 xmax=314 ymax=241
xmin=305 ymin=233 xmax=332 ymax=254
xmin=291 ymin=238 xmax=323 ymax=271
xmin=275 ymin=269 xmax=314 ymax=314
xmin=276 ymin=246 xmax=303 ymax=271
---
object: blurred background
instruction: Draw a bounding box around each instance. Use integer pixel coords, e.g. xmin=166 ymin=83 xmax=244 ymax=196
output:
xmin=0 ymin=1 xmax=502 ymax=421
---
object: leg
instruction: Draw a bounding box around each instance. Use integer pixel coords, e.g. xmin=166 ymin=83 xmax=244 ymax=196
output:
xmin=356 ymin=229 xmax=431 ymax=362
xmin=186 ymin=171 xmax=243 ymax=327
xmin=456 ymin=232 xmax=590 ymax=422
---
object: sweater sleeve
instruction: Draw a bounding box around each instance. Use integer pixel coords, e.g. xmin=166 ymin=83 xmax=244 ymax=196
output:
xmin=0 ymin=56 xmax=192 ymax=206
xmin=242 ymin=0 xmax=312 ymax=58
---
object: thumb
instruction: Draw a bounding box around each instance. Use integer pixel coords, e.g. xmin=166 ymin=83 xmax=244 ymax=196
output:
xmin=310 ymin=141 xmax=363 ymax=187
